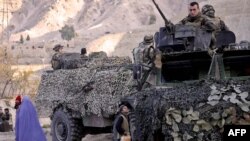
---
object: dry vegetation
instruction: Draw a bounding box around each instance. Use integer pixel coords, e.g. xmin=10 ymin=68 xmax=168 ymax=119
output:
xmin=0 ymin=47 xmax=39 ymax=98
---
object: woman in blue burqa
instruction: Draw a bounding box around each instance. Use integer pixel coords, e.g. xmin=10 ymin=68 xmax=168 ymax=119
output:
xmin=15 ymin=96 xmax=47 ymax=141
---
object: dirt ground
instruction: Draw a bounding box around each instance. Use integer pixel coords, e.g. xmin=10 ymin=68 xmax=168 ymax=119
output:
xmin=0 ymin=131 xmax=112 ymax=141
xmin=0 ymin=100 xmax=112 ymax=141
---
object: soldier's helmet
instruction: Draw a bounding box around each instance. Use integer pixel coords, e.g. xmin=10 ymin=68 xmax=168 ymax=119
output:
xmin=143 ymin=35 xmax=153 ymax=44
xmin=202 ymin=4 xmax=215 ymax=15
xmin=81 ymin=48 xmax=87 ymax=55
xmin=53 ymin=44 xmax=63 ymax=52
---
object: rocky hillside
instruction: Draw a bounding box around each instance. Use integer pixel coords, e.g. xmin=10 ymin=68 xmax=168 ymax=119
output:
xmin=1 ymin=0 xmax=250 ymax=63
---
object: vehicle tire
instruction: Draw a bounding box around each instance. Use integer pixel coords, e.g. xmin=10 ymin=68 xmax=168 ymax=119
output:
xmin=52 ymin=108 xmax=83 ymax=141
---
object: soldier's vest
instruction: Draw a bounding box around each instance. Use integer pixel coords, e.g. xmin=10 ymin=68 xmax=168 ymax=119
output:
xmin=51 ymin=53 xmax=62 ymax=70
xmin=113 ymin=114 xmax=130 ymax=140
xmin=182 ymin=16 xmax=204 ymax=28
xmin=133 ymin=43 xmax=146 ymax=65
xmin=184 ymin=20 xmax=202 ymax=27
xmin=133 ymin=42 xmax=154 ymax=66
xmin=207 ymin=16 xmax=222 ymax=31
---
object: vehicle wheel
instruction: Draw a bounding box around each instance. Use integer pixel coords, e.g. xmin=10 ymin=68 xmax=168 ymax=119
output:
xmin=52 ymin=108 xmax=83 ymax=141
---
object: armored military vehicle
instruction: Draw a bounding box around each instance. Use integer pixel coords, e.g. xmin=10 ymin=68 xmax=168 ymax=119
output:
xmin=36 ymin=0 xmax=250 ymax=141
xmin=36 ymin=51 xmax=135 ymax=141
xmin=120 ymin=0 xmax=250 ymax=141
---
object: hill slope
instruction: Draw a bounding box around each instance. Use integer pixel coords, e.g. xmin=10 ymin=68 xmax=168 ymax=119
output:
xmin=1 ymin=0 xmax=250 ymax=63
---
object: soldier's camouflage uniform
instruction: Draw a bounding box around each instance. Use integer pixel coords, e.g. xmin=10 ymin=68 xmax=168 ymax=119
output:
xmin=202 ymin=4 xmax=229 ymax=51
xmin=51 ymin=52 xmax=62 ymax=70
xmin=51 ymin=44 xmax=63 ymax=70
xmin=133 ymin=35 xmax=154 ymax=66
xmin=178 ymin=12 xmax=215 ymax=31
xmin=206 ymin=16 xmax=229 ymax=32
xmin=132 ymin=35 xmax=156 ymax=86
xmin=202 ymin=4 xmax=229 ymax=32
xmin=178 ymin=12 xmax=216 ymax=51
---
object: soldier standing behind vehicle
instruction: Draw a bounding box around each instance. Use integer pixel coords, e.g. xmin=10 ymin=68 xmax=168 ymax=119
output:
xmin=51 ymin=44 xmax=63 ymax=70
xmin=132 ymin=35 xmax=156 ymax=89
xmin=133 ymin=35 xmax=155 ymax=68
xmin=113 ymin=105 xmax=131 ymax=141
xmin=81 ymin=48 xmax=88 ymax=58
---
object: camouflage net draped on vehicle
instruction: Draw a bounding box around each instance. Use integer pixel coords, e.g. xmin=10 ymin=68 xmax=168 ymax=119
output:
xmin=35 ymin=55 xmax=135 ymax=118
xmin=131 ymin=79 xmax=250 ymax=141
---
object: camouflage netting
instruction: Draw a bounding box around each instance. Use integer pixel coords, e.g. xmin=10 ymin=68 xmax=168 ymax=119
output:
xmin=60 ymin=53 xmax=86 ymax=69
xmin=35 ymin=55 xmax=135 ymax=118
xmin=59 ymin=52 xmax=108 ymax=69
xmin=131 ymin=79 xmax=250 ymax=141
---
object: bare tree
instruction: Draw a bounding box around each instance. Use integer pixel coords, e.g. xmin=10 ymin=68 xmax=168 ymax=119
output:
xmin=0 ymin=47 xmax=39 ymax=98
xmin=15 ymin=70 xmax=34 ymax=95
xmin=0 ymin=47 xmax=17 ymax=97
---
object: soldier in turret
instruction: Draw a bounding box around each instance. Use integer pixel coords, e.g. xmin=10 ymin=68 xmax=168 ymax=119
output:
xmin=202 ymin=4 xmax=229 ymax=52
xmin=202 ymin=4 xmax=229 ymax=31
xmin=178 ymin=2 xmax=215 ymax=31
xmin=51 ymin=44 xmax=63 ymax=70
xmin=81 ymin=48 xmax=87 ymax=58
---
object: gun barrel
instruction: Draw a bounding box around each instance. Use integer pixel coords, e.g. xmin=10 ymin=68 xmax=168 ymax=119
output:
xmin=152 ymin=0 xmax=170 ymax=25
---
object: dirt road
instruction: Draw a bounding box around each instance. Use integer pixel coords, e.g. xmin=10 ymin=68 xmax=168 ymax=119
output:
xmin=0 ymin=131 xmax=112 ymax=141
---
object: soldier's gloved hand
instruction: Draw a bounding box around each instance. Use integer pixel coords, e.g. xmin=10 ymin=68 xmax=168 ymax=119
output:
xmin=165 ymin=22 xmax=174 ymax=32
xmin=166 ymin=22 xmax=174 ymax=27
xmin=213 ymin=48 xmax=218 ymax=53
xmin=208 ymin=48 xmax=218 ymax=56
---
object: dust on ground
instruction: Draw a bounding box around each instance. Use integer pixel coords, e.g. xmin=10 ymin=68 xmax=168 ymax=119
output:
xmin=0 ymin=132 xmax=112 ymax=141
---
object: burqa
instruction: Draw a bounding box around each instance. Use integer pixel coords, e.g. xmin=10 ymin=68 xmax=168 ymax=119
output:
xmin=15 ymin=96 xmax=47 ymax=141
